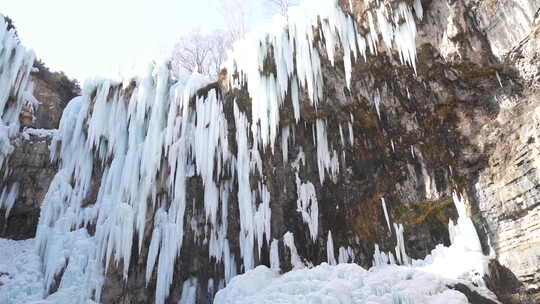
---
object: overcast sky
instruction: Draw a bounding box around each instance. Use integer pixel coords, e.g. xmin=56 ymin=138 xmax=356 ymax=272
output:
xmin=2 ymin=0 xmax=272 ymax=81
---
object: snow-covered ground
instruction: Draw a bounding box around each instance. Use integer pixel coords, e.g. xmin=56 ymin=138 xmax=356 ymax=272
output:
xmin=0 ymin=237 xmax=100 ymax=304
xmin=215 ymin=263 xmax=471 ymax=304
xmin=0 ymin=239 xmax=46 ymax=304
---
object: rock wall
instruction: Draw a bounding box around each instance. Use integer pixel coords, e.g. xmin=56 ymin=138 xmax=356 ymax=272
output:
xmin=0 ymin=130 xmax=56 ymax=239
xmin=472 ymin=20 xmax=540 ymax=302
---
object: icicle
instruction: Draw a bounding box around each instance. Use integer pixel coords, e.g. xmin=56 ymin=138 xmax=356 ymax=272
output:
xmin=234 ymin=102 xmax=256 ymax=271
xmin=373 ymin=244 xmax=386 ymax=266
xmin=413 ymin=0 xmax=424 ymax=20
xmin=381 ymin=197 xmax=391 ymax=232
xmin=315 ymin=119 xmax=333 ymax=184
xmin=254 ymin=183 xmax=272 ymax=256
xmin=327 ymin=231 xmax=337 ymax=265
xmin=339 ymin=125 xmax=345 ymax=147
xmin=373 ymin=91 xmax=381 ymax=119
xmin=394 ymin=223 xmax=409 ymax=265
xmin=422 ymin=164 xmax=439 ymax=200
xmin=496 ymin=71 xmax=503 ymax=88
xmin=284 ymin=232 xmax=304 ymax=269
xmin=178 ymin=278 xmax=198 ymax=304
xmin=338 ymin=246 xmax=354 ymax=264
xmin=348 ymin=122 xmax=354 ymax=146
xmin=295 ymin=180 xmax=319 ymax=241
xmin=208 ymin=278 xmax=214 ymax=298
xmin=0 ymin=183 xmax=18 ymax=218
xmin=224 ymin=0 xmax=422 ymax=151
xmin=281 ymin=126 xmax=290 ymax=164
xmin=270 ymin=239 xmax=280 ymax=271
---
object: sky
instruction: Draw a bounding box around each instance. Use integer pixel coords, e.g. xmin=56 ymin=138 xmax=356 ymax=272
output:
xmin=2 ymin=0 xmax=272 ymax=81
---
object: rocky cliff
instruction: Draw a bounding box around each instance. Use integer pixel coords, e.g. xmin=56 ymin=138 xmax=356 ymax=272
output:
xmin=0 ymin=52 xmax=78 ymax=240
xmin=0 ymin=1 xmax=539 ymax=303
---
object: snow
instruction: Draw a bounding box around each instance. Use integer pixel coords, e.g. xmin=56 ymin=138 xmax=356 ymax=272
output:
xmin=0 ymin=237 xmax=100 ymax=304
xmin=0 ymin=239 xmax=45 ymax=304
xmin=214 ymin=264 xmax=470 ymax=304
xmin=21 ymin=128 xmax=58 ymax=140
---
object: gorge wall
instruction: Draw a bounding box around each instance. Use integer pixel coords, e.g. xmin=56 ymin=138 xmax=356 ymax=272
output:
xmin=0 ymin=0 xmax=539 ymax=303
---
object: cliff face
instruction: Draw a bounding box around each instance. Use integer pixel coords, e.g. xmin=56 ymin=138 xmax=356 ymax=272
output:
xmin=473 ymin=25 xmax=540 ymax=301
xmin=0 ymin=68 xmax=74 ymax=239
xmin=1 ymin=1 xmax=540 ymax=303
xmin=0 ymin=130 xmax=56 ymax=239
xmin=405 ymin=1 xmax=540 ymax=301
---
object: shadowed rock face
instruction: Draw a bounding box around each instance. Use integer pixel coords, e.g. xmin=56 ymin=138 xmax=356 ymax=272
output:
xmin=0 ymin=133 xmax=55 ymax=240
xmin=1 ymin=1 xmax=540 ymax=303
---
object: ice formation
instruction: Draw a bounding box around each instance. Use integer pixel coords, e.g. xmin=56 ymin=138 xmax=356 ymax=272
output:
xmin=269 ymin=239 xmax=280 ymax=271
xmin=283 ymin=232 xmax=304 ymax=270
xmin=337 ymin=246 xmax=355 ymax=264
xmin=179 ymin=278 xmax=198 ymax=304
xmin=215 ymin=193 xmax=497 ymax=303
xmin=0 ymin=183 xmax=18 ymax=218
xmin=0 ymin=0 xmax=434 ymax=303
xmin=380 ymin=197 xmax=391 ymax=232
xmin=295 ymin=179 xmax=318 ymax=241
xmin=326 ymin=230 xmax=337 ymax=265
xmin=225 ymin=0 xmax=423 ymax=150
xmin=0 ymin=15 xmax=35 ymax=211
xmin=419 ymin=192 xmax=488 ymax=285
xmin=394 ymin=222 xmax=409 ymax=265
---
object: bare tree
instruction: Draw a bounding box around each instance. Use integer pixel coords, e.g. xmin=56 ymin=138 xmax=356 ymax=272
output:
xmin=264 ymin=0 xmax=299 ymax=17
xmin=207 ymin=30 xmax=233 ymax=76
xmin=171 ymin=30 xmax=233 ymax=78
xmin=265 ymin=0 xmax=290 ymax=16
xmin=218 ymin=0 xmax=251 ymax=41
